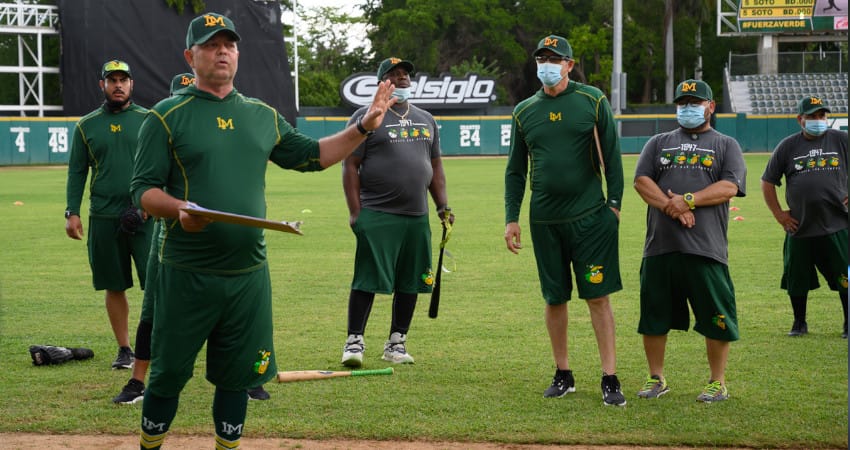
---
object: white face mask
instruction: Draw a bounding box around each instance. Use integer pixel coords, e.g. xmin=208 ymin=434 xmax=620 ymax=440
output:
xmin=803 ymin=119 xmax=828 ymax=136
xmin=392 ymin=87 xmax=411 ymax=103
xmin=536 ymin=63 xmax=563 ymax=87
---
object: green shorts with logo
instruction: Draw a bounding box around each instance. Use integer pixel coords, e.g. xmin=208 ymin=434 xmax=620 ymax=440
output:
xmin=351 ymin=208 xmax=433 ymax=295
xmin=86 ymin=216 xmax=152 ymax=291
xmin=638 ymin=252 xmax=739 ymax=341
xmin=781 ymin=229 xmax=849 ymax=296
xmin=529 ymin=206 xmax=622 ymax=304
xmin=147 ymin=264 xmax=276 ymax=397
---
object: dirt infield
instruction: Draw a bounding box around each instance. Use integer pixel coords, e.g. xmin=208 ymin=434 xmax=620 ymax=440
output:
xmin=1 ymin=434 xmax=728 ymax=449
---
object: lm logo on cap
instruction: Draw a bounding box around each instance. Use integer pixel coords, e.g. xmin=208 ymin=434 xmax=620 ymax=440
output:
xmin=810 ymin=97 xmax=823 ymax=105
xmin=543 ymin=37 xmax=560 ymax=46
xmin=204 ymin=14 xmax=226 ymax=28
xmin=681 ymin=82 xmax=697 ymax=92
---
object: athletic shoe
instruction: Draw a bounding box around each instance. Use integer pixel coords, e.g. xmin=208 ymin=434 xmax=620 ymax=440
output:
xmin=842 ymin=323 xmax=847 ymax=339
xmin=543 ymin=369 xmax=575 ymax=398
xmin=341 ymin=334 xmax=365 ymax=368
xmin=247 ymin=385 xmax=270 ymax=401
xmin=381 ymin=332 xmax=414 ymax=364
xmin=111 ymin=346 xmax=134 ymax=370
xmin=112 ymin=378 xmax=144 ymax=404
xmin=787 ymin=319 xmax=808 ymax=336
xmin=637 ymin=375 xmax=670 ymax=399
xmin=601 ymin=373 xmax=627 ymax=406
xmin=696 ymin=380 xmax=728 ymax=403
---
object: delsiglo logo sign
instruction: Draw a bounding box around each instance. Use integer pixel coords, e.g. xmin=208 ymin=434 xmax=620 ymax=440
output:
xmin=340 ymin=73 xmax=497 ymax=109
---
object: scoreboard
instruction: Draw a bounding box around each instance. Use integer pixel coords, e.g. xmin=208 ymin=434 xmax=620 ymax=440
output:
xmin=737 ymin=0 xmax=848 ymax=32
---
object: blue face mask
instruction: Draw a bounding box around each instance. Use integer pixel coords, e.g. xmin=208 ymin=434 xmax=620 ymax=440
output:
xmin=536 ymin=63 xmax=563 ymax=87
xmin=392 ymin=87 xmax=411 ymax=103
xmin=677 ymin=104 xmax=707 ymax=129
xmin=803 ymin=119 xmax=828 ymax=136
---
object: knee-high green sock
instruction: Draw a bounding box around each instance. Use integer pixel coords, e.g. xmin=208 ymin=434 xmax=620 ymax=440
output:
xmin=139 ymin=391 xmax=178 ymax=449
xmin=213 ymin=387 xmax=248 ymax=449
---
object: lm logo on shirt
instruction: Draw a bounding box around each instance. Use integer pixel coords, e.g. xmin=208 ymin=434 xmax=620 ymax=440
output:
xmin=217 ymin=117 xmax=234 ymax=130
xmin=549 ymin=112 xmax=562 ymax=122
xmin=110 ymin=124 xmax=121 ymax=133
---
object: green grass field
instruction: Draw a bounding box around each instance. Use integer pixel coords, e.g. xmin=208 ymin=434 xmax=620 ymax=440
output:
xmin=0 ymin=155 xmax=846 ymax=448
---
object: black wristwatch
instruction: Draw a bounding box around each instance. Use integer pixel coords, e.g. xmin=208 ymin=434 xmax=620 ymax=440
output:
xmin=64 ymin=210 xmax=77 ymax=219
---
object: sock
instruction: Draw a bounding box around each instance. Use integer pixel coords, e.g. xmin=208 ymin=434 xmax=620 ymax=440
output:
xmin=139 ymin=391 xmax=178 ymax=449
xmin=347 ymin=289 xmax=375 ymax=335
xmin=390 ymin=292 xmax=418 ymax=335
xmin=213 ymin=387 xmax=248 ymax=449
xmin=789 ymin=295 xmax=807 ymax=322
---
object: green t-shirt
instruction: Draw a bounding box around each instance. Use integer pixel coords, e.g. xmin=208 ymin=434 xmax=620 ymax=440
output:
xmin=131 ymin=86 xmax=321 ymax=274
xmin=66 ymin=103 xmax=149 ymax=217
xmin=505 ymin=81 xmax=624 ymax=224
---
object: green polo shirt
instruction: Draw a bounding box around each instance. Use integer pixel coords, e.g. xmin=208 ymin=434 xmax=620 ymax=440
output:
xmin=505 ymin=81 xmax=623 ymax=224
xmin=131 ymin=86 xmax=321 ymax=274
xmin=66 ymin=103 xmax=149 ymax=217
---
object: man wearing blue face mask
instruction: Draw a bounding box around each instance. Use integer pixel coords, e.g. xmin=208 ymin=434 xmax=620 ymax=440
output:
xmin=504 ymin=35 xmax=626 ymax=406
xmin=761 ymin=96 xmax=848 ymax=339
xmin=341 ymin=57 xmax=454 ymax=367
xmin=633 ymin=79 xmax=747 ymax=403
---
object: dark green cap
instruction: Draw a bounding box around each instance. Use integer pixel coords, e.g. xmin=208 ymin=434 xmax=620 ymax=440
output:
xmin=797 ymin=96 xmax=830 ymax=115
xmin=377 ymin=57 xmax=415 ymax=81
xmin=674 ymin=79 xmax=713 ymax=102
xmin=170 ymin=73 xmax=195 ymax=95
xmin=533 ymin=35 xmax=573 ymax=59
xmin=186 ymin=12 xmax=241 ymax=49
xmin=101 ymin=60 xmax=131 ymax=79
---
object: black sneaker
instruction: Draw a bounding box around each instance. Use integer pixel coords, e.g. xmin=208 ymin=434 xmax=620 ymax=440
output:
xmin=601 ymin=373 xmax=626 ymax=406
xmin=787 ymin=319 xmax=808 ymax=337
xmin=842 ymin=323 xmax=848 ymax=339
xmin=248 ymin=385 xmax=271 ymax=401
xmin=112 ymin=378 xmax=144 ymax=404
xmin=543 ymin=369 xmax=575 ymax=398
xmin=111 ymin=346 xmax=134 ymax=369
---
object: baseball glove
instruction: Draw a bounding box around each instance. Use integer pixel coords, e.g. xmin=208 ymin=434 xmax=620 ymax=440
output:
xmin=29 ymin=345 xmax=94 ymax=366
xmin=118 ymin=205 xmax=144 ymax=234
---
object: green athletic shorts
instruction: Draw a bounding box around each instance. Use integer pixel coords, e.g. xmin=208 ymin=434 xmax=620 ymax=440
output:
xmin=86 ymin=216 xmax=151 ymax=291
xmin=529 ymin=206 xmax=622 ymax=304
xmin=351 ymin=208 xmax=433 ymax=295
xmin=147 ymin=264 xmax=277 ymax=397
xmin=781 ymin=229 xmax=849 ymax=296
xmin=638 ymin=252 xmax=739 ymax=341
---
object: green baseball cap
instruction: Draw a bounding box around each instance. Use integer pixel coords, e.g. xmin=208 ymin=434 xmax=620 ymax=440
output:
xmin=170 ymin=73 xmax=195 ymax=95
xmin=533 ymin=35 xmax=573 ymax=59
xmin=674 ymin=79 xmax=713 ymax=102
xmin=797 ymin=96 xmax=830 ymax=115
xmin=101 ymin=60 xmax=132 ymax=79
xmin=377 ymin=57 xmax=415 ymax=81
xmin=186 ymin=12 xmax=241 ymax=49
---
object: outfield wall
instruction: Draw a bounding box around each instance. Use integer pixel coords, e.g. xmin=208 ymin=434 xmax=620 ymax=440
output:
xmin=1 ymin=113 xmax=848 ymax=165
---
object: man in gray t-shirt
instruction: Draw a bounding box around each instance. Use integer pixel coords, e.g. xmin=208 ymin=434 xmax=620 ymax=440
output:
xmin=633 ymin=79 xmax=747 ymax=403
xmin=761 ymin=96 xmax=848 ymax=338
xmin=339 ymin=57 xmax=454 ymax=368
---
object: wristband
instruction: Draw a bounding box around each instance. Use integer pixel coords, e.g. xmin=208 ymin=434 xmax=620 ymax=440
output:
xmin=437 ymin=205 xmax=451 ymax=215
xmin=356 ymin=117 xmax=373 ymax=136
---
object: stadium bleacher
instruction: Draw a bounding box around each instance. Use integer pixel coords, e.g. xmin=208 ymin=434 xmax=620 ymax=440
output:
xmin=728 ymin=73 xmax=849 ymax=115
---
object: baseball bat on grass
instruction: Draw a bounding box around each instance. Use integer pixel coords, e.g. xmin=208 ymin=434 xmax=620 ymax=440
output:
xmin=277 ymin=367 xmax=393 ymax=383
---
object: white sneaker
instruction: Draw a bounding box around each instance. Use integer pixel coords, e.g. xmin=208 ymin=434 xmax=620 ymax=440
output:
xmin=382 ymin=332 xmax=414 ymax=364
xmin=341 ymin=334 xmax=365 ymax=368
